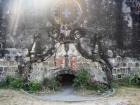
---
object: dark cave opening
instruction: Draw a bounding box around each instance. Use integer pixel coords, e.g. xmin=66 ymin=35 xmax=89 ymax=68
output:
xmin=57 ymin=74 xmax=75 ymax=86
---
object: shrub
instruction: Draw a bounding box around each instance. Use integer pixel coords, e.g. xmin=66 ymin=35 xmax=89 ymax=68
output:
xmin=0 ymin=76 xmax=16 ymax=88
xmin=129 ymin=74 xmax=140 ymax=86
xmin=0 ymin=75 xmax=24 ymax=89
xmin=5 ymin=75 xmax=15 ymax=87
xmin=87 ymin=82 xmax=108 ymax=93
xmin=112 ymin=81 xmax=119 ymax=88
xmin=42 ymin=78 xmax=61 ymax=91
xmin=73 ymin=68 xmax=89 ymax=89
xmin=73 ymin=68 xmax=109 ymax=93
xmin=113 ymin=74 xmax=140 ymax=88
xmin=9 ymin=77 xmax=24 ymax=89
xmin=95 ymin=83 xmax=108 ymax=93
xmin=0 ymin=79 xmax=8 ymax=88
xmin=118 ymin=78 xmax=130 ymax=86
xmin=0 ymin=76 xmax=42 ymax=93
xmin=28 ymin=80 xmax=40 ymax=93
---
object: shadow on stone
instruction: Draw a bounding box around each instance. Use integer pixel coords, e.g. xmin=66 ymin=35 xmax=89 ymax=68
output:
xmin=57 ymin=74 xmax=75 ymax=87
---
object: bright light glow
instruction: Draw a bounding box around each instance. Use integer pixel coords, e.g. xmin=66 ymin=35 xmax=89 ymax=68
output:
xmin=8 ymin=0 xmax=54 ymax=34
xmin=8 ymin=0 xmax=23 ymax=47
xmin=33 ymin=0 xmax=53 ymax=9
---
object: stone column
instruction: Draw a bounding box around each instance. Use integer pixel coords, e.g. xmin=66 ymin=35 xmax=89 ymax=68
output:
xmin=64 ymin=43 xmax=69 ymax=70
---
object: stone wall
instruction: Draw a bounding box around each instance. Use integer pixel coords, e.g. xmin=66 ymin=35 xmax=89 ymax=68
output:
xmin=0 ymin=59 xmax=18 ymax=80
xmin=0 ymin=45 xmax=140 ymax=83
xmin=111 ymin=57 xmax=140 ymax=79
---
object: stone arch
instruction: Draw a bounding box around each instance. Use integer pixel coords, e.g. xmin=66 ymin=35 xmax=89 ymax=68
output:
xmin=54 ymin=69 xmax=76 ymax=77
xmin=54 ymin=69 xmax=76 ymax=86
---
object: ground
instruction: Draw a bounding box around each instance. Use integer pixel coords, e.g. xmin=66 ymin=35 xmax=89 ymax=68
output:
xmin=0 ymin=87 xmax=140 ymax=105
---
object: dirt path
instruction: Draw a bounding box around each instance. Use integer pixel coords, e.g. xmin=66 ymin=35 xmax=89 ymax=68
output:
xmin=0 ymin=87 xmax=140 ymax=105
xmin=36 ymin=86 xmax=114 ymax=101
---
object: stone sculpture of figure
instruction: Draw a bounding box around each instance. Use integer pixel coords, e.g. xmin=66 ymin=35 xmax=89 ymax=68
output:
xmin=60 ymin=25 xmax=71 ymax=41
xmin=74 ymin=30 xmax=81 ymax=39
xmin=65 ymin=26 xmax=71 ymax=38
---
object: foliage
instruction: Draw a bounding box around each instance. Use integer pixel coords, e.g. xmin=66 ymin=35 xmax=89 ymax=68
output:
xmin=0 ymin=76 xmax=40 ymax=92
xmin=87 ymin=82 xmax=108 ymax=93
xmin=95 ymin=83 xmax=108 ymax=93
xmin=72 ymin=68 xmax=108 ymax=93
xmin=28 ymin=80 xmax=40 ymax=93
xmin=73 ymin=68 xmax=89 ymax=89
xmin=42 ymin=78 xmax=61 ymax=91
xmin=114 ymin=78 xmax=130 ymax=87
xmin=113 ymin=74 xmax=140 ymax=88
xmin=9 ymin=77 xmax=24 ymax=89
xmin=0 ymin=75 xmax=61 ymax=92
xmin=0 ymin=75 xmax=24 ymax=89
xmin=129 ymin=74 xmax=140 ymax=86
xmin=0 ymin=75 xmax=13 ymax=88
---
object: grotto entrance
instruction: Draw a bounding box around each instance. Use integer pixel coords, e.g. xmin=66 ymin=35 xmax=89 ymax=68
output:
xmin=55 ymin=70 xmax=75 ymax=87
xmin=57 ymin=74 xmax=75 ymax=86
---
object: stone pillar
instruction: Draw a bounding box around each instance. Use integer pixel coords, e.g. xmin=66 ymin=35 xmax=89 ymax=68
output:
xmin=64 ymin=54 xmax=69 ymax=69
xmin=64 ymin=43 xmax=69 ymax=70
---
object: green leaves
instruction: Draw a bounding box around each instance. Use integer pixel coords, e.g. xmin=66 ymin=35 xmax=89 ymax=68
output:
xmin=28 ymin=80 xmax=40 ymax=93
xmin=73 ymin=68 xmax=89 ymax=89
xmin=0 ymin=75 xmax=24 ymax=89
xmin=95 ymin=83 xmax=108 ymax=93
xmin=0 ymin=75 xmax=61 ymax=93
xmin=42 ymin=78 xmax=61 ymax=91
xmin=113 ymin=74 xmax=140 ymax=88
xmin=73 ymin=68 xmax=109 ymax=93
xmin=10 ymin=78 xmax=23 ymax=89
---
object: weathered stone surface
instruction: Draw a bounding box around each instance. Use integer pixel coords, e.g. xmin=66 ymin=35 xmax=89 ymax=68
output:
xmin=0 ymin=59 xmax=18 ymax=80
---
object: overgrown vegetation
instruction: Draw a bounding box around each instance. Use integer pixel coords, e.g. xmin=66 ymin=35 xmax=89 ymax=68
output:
xmin=0 ymin=75 xmax=61 ymax=93
xmin=0 ymin=75 xmax=40 ymax=93
xmin=73 ymin=68 xmax=109 ymax=93
xmin=113 ymin=74 xmax=140 ymax=88
xmin=42 ymin=78 xmax=61 ymax=91
xmin=73 ymin=68 xmax=89 ymax=89
xmin=28 ymin=80 xmax=40 ymax=93
xmin=73 ymin=68 xmax=140 ymax=92
xmin=1 ymin=71 xmax=139 ymax=93
xmin=86 ymin=82 xmax=109 ymax=93
xmin=0 ymin=75 xmax=24 ymax=89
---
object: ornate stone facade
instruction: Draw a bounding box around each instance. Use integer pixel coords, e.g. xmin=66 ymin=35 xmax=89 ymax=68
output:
xmin=28 ymin=44 xmax=106 ymax=83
